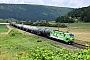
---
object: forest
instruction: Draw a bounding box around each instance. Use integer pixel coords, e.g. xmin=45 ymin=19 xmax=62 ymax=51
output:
xmin=56 ymin=6 xmax=90 ymax=23
xmin=0 ymin=4 xmax=73 ymax=21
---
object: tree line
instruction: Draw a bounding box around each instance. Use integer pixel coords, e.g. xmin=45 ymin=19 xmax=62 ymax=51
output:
xmin=0 ymin=18 xmax=67 ymax=28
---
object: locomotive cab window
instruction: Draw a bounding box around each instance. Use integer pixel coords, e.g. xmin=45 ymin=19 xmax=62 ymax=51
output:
xmin=69 ymin=34 xmax=74 ymax=37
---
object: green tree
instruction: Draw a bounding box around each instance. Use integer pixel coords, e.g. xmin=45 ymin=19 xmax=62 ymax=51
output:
xmin=56 ymin=16 xmax=75 ymax=23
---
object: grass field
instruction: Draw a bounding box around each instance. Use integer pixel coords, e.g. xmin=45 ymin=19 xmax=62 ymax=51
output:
xmin=0 ymin=29 xmax=90 ymax=60
xmin=66 ymin=23 xmax=90 ymax=43
xmin=0 ymin=24 xmax=8 ymax=33
xmin=0 ymin=29 xmax=62 ymax=60
xmin=0 ymin=24 xmax=8 ymax=39
xmin=0 ymin=23 xmax=90 ymax=60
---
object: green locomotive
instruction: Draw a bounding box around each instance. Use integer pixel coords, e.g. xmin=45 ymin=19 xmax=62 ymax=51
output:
xmin=50 ymin=30 xmax=74 ymax=44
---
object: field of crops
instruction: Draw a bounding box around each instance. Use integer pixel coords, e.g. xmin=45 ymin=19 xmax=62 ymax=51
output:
xmin=0 ymin=24 xmax=8 ymax=33
xmin=0 ymin=29 xmax=90 ymax=60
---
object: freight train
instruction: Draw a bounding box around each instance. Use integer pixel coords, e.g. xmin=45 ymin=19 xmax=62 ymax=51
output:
xmin=10 ymin=22 xmax=74 ymax=44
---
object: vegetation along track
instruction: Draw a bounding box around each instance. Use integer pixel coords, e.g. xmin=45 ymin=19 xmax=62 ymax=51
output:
xmin=37 ymin=35 xmax=88 ymax=50
xmin=9 ymin=25 xmax=88 ymax=50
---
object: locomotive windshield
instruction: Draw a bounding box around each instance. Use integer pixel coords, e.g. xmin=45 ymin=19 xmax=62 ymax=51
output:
xmin=69 ymin=34 xmax=74 ymax=37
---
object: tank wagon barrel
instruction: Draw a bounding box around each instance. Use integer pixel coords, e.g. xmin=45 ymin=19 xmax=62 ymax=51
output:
xmin=10 ymin=22 xmax=74 ymax=44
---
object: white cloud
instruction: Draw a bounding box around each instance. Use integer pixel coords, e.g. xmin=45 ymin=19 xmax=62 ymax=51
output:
xmin=67 ymin=0 xmax=90 ymax=8
xmin=0 ymin=0 xmax=90 ymax=8
xmin=21 ymin=0 xmax=44 ymax=4
xmin=19 ymin=0 xmax=24 ymax=4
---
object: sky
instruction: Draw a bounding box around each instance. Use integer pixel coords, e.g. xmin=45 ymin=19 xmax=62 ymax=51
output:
xmin=0 ymin=0 xmax=90 ymax=8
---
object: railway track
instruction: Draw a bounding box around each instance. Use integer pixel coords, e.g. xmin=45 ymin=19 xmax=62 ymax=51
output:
xmin=72 ymin=42 xmax=88 ymax=49
xmin=9 ymin=25 xmax=88 ymax=50
xmin=38 ymin=35 xmax=88 ymax=49
xmin=20 ymin=29 xmax=88 ymax=50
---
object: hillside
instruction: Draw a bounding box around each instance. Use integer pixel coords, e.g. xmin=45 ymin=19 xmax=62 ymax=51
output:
xmin=0 ymin=4 xmax=73 ymax=21
xmin=67 ymin=6 xmax=90 ymax=22
xmin=55 ymin=6 xmax=90 ymax=23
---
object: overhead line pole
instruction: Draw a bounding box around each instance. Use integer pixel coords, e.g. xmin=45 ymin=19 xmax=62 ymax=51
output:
xmin=58 ymin=22 xmax=60 ymax=31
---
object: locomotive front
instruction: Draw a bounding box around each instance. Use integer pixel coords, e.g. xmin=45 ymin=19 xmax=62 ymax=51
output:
xmin=65 ymin=33 xmax=74 ymax=44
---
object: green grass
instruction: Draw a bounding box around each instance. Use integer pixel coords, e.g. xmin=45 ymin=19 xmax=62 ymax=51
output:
xmin=66 ymin=23 xmax=90 ymax=27
xmin=0 ymin=29 xmax=62 ymax=59
xmin=0 ymin=24 xmax=8 ymax=33
xmin=66 ymin=23 xmax=90 ymax=31
xmin=0 ymin=29 xmax=90 ymax=60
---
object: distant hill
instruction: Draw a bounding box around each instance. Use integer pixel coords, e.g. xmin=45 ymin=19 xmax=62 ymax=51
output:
xmin=0 ymin=4 xmax=73 ymax=21
xmin=56 ymin=5 xmax=90 ymax=23
xmin=67 ymin=6 xmax=90 ymax=22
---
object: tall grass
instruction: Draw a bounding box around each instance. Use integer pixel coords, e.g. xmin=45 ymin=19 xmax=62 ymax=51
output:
xmin=0 ymin=29 xmax=90 ymax=60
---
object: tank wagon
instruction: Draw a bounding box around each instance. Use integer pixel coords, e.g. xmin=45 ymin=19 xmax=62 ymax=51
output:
xmin=10 ymin=23 xmax=74 ymax=44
